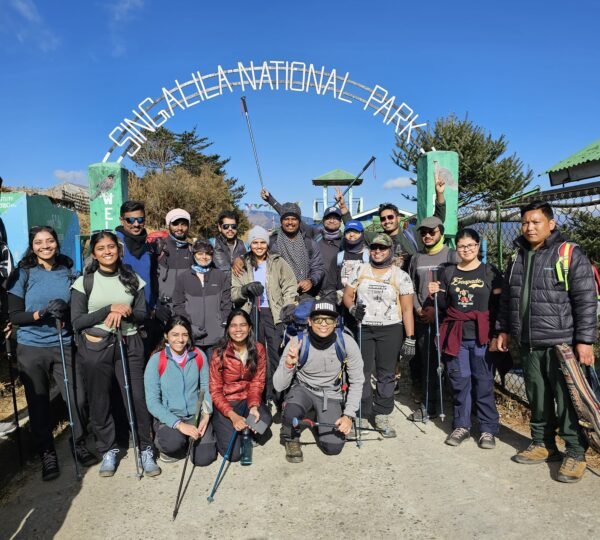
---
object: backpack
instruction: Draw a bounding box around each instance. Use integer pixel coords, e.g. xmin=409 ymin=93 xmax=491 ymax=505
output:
xmin=555 ymin=241 xmax=600 ymax=316
xmin=157 ymin=347 xmax=204 ymax=376
xmin=282 ymin=299 xmax=350 ymax=394
xmin=336 ymin=250 xmax=369 ymax=267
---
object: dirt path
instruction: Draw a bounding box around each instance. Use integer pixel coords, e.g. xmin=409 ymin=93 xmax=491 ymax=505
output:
xmin=1 ymin=398 xmax=599 ymax=540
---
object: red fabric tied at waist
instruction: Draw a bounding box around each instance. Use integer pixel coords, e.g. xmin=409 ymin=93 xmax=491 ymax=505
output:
xmin=439 ymin=307 xmax=490 ymax=357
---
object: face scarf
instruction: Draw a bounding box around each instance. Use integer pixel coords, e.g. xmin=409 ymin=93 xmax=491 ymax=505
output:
xmin=116 ymin=225 xmax=147 ymax=258
xmin=191 ymin=261 xmax=212 ymax=274
xmin=344 ymin=234 xmax=365 ymax=254
xmin=323 ymin=228 xmax=342 ymax=242
xmin=308 ymin=326 xmax=337 ymax=350
xmin=425 ymin=235 xmax=446 ymax=255
xmin=169 ymin=233 xmax=189 ymax=249
xmin=369 ymin=251 xmax=393 ymax=269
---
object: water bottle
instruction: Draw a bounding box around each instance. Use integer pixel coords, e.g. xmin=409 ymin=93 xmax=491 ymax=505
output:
xmin=240 ymin=428 xmax=253 ymax=466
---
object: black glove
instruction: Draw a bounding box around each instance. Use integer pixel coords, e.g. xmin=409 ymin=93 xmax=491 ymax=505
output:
xmin=46 ymin=299 xmax=69 ymax=321
xmin=193 ymin=327 xmax=208 ymax=341
xmin=280 ymin=304 xmax=297 ymax=324
xmin=350 ymin=302 xmax=366 ymax=322
xmin=400 ymin=337 xmax=416 ymax=361
xmin=241 ymin=281 xmax=264 ymax=298
xmin=154 ymin=304 xmax=172 ymax=325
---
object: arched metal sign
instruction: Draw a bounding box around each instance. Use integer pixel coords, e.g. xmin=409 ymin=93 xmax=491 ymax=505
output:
xmin=102 ymin=60 xmax=427 ymax=163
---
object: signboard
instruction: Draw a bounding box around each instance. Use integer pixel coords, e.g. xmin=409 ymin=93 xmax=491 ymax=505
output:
xmin=88 ymin=163 xmax=128 ymax=232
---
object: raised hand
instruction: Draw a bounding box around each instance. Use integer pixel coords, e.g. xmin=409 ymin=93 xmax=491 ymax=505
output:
xmin=286 ymin=337 xmax=301 ymax=367
xmin=260 ymin=187 xmax=270 ymax=201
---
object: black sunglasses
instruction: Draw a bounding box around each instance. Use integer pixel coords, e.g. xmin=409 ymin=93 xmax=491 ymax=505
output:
xmin=123 ymin=216 xmax=145 ymax=224
xmin=221 ymin=223 xmax=237 ymax=230
xmin=91 ymin=229 xmax=113 ymax=236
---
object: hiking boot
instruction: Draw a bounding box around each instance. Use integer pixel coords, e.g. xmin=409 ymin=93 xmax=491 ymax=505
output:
xmin=285 ymin=440 xmax=303 ymax=463
xmin=99 ymin=449 xmax=120 ymax=477
xmin=478 ymin=432 xmax=496 ymax=450
xmin=408 ymin=405 xmax=439 ymax=423
xmin=445 ymin=427 xmax=470 ymax=446
xmin=512 ymin=443 xmax=561 ymax=465
xmin=557 ymin=456 xmax=587 ymax=483
xmin=374 ymin=415 xmax=397 ymax=438
xmin=141 ymin=446 xmax=161 ymax=477
xmin=71 ymin=441 xmax=99 ymax=467
xmin=41 ymin=449 xmax=60 ymax=481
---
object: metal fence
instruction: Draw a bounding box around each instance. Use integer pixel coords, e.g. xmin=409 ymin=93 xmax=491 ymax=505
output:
xmin=458 ymin=180 xmax=600 ymax=402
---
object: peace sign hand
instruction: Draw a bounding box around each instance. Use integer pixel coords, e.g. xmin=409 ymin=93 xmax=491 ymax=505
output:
xmin=285 ymin=337 xmax=301 ymax=368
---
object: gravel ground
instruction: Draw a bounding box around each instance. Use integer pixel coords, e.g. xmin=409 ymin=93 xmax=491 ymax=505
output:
xmin=1 ymin=397 xmax=599 ymax=540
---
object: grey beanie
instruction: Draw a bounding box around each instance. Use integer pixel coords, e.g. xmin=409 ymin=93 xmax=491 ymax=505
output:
xmin=280 ymin=202 xmax=301 ymax=220
xmin=247 ymin=226 xmax=270 ymax=244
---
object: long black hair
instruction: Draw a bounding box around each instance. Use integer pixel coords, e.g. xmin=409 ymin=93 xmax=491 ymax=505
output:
xmin=85 ymin=231 xmax=139 ymax=296
xmin=19 ymin=225 xmax=73 ymax=269
xmin=214 ymin=309 xmax=259 ymax=377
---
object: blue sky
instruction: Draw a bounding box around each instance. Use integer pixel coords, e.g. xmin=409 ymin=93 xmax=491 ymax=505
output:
xmin=1 ymin=0 xmax=599 ymax=218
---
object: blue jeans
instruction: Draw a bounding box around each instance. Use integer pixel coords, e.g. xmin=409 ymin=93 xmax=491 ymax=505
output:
xmin=444 ymin=340 xmax=499 ymax=434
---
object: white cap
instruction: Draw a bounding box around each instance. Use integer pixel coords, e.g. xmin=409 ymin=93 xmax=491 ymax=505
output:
xmin=165 ymin=208 xmax=191 ymax=226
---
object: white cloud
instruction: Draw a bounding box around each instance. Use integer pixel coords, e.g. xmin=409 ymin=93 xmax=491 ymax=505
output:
xmin=6 ymin=0 xmax=59 ymax=52
xmin=383 ymin=177 xmax=415 ymax=189
xmin=53 ymin=169 xmax=86 ymax=184
xmin=107 ymin=0 xmax=144 ymax=56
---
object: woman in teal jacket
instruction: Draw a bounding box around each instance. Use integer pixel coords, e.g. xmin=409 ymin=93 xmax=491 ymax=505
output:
xmin=144 ymin=316 xmax=217 ymax=465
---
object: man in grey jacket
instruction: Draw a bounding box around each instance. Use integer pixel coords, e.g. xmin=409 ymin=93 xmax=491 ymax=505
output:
xmin=274 ymin=301 xmax=364 ymax=463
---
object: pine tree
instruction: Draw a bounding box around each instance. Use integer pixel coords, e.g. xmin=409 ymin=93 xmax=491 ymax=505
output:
xmin=393 ymin=114 xmax=533 ymax=205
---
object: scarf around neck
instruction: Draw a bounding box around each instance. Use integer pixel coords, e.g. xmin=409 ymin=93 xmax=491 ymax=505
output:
xmin=308 ymin=327 xmax=337 ymax=350
xmin=370 ymin=251 xmax=393 ymax=269
xmin=323 ymin=228 xmax=342 ymax=242
xmin=277 ymin=231 xmax=309 ymax=281
xmin=169 ymin=233 xmax=189 ymax=249
xmin=425 ymin=235 xmax=446 ymax=255
xmin=192 ymin=263 xmax=211 ymax=274
xmin=116 ymin=226 xmax=147 ymax=258
xmin=344 ymin=235 xmax=365 ymax=254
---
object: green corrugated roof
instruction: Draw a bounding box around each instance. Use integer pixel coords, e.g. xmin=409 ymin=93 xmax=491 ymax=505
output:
xmin=313 ymin=169 xmax=356 ymax=181
xmin=544 ymin=139 xmax=600 ymax=173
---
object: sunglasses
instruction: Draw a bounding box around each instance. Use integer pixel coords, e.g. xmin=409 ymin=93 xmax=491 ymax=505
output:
xmin=91 ymin=229 xmax=113 ymax=236
xmin=221 ymin=223 xmax=238 ymax=230
xmin=123 ymin=216 xmax=145 ymax=224
xmin=312 ymin=316 xmax=337 ymax=326
xmin=380 ymin=214 xmax=396 ymax=222
xmin=419 ymin=228 xmax=439 ymax=237
xmin=370 ymin=245 xmax=390 ymax=251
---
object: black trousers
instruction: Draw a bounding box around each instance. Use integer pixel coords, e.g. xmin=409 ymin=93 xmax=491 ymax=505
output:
xmin=154 ymin=421 xmax=217 ymax=466
xmin=414 ymin=321 xmax=440 ymax=415
xmin=77 ymin=332 xmax=153 ymax=454
xmin=359 ymin=323 xmax=404 ymax=416
xmin=17 ymin=342 xmax=89 ymax=454
xmin=212 ymin=400 xmax=272 ymax=462
xmin=256 ymin=307 xmax=283 ymax=403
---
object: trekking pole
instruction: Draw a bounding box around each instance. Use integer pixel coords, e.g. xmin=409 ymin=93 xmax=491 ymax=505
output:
xmin=4 ymin=335 xmax=24 ymax=467
xmin=423 ymin=325 xmax=431 ymax=424
xmin=55 ymin=319 xmax=82 ymax=481
xmin=207 ymin=429 xmax=238 ymax=503
xmin=116 ymin=328 xmax=143 ymax=479
xmin=173 ymin=389 xmax=205 ymax=520
xmin=432 ymin=288 xmax=446 ymax=422
xmin=337 ymin=156 xmax=376 ymax=206
xmin=356 ymin=301 xmax=365 ymax=449
xmin=240 ymin=96 xmax=265 ymax=188
xmin=293 ymin=417 xmax=389 ymax=436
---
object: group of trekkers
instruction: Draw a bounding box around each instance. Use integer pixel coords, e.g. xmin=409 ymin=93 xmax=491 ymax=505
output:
xmin=0 ymin=176 xmax=598 ymax=486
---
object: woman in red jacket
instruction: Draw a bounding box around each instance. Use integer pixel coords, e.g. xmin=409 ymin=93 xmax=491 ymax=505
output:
xmin=209 ymin=309 xmax=272 ymax=462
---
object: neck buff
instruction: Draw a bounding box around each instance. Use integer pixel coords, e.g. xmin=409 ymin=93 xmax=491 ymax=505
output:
xmin=167 ymin=346 xmax=188 ymax=365
xmin=370 ymin=251 xmax=393 ymax=269
xmin=323 ymin=228 xmax=342 ymax=242
xmin=344 ymin=235 xmax=365 ymax=254
xmin=191 ymin=262 xmax=211 ymax=274
xmin=169 ymin=233 xmax=189 ymax=249
xmin=116 ymin=225 xmax=147 ymax=258
xmin=425 ymin=235 xmax=446 ymax=255
xmin=308 ymin=326 xmax=337 ymax=350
